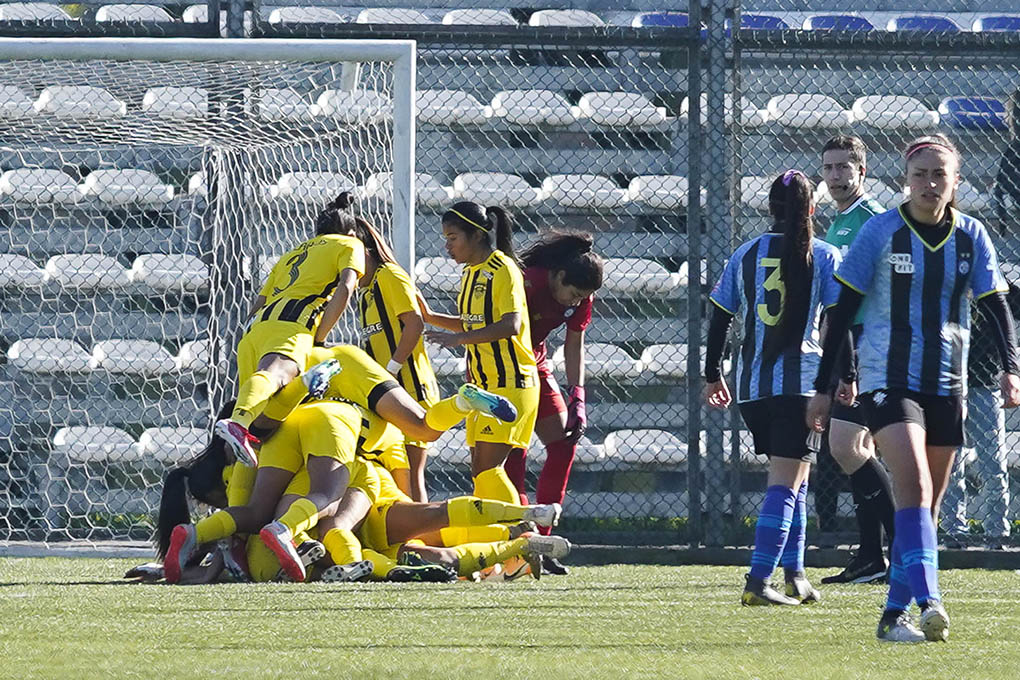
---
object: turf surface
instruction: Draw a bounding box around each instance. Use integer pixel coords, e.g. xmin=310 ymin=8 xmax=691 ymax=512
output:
xmin=1 ymin=558 xmax=1018 ymax=679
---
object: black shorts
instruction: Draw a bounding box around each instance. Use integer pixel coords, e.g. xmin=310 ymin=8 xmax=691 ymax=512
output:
xmin=830 ymin=398 xmax=868 ymax=428
xmin=859 ymin=388 xmax=965 ymax=447
xmin=737 ymin=396 xmax=819 ymax=463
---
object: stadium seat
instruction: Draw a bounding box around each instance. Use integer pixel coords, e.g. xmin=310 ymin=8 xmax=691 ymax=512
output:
xmin=356 ymin=8 xmax=431 ymax=24
xmin=577 ymin=92 xmax=669 ymax=128
xmin=270 ymin=172 xmax=354 ymax=203
xmin=0 ymin=85 xmax=36 ymax=118
xmin=732 ymin=14 xmax=788 ymax=30
xmin=681 ymin=93 xmax=769 ymax=127
xmin=938 ymin=97 xmax=1007 ymax=130
xmin=639 ymin=344 xmax=691 ymax=379
xmin=452 ymin=173 xmax=541 ymax=208
xmin=767 ymin=94 xmax=852 ymax=128
xmin=539 ymin=174 xmax=628 ymax=209
xmin=135 ymin=427 xmax=208 ymax=464
xmin=489 ymin=90 xmax=577 ymax=126
xmin=851 ymin=95 xmax=939 ymax=129
xmin=129 ymin=254 xmax=209 ymax=292
xmin=816 ymin=178 xmax=900 ymax=209
xmin=417 ymin=89 xmax=491 ymax=126
xmin=89 ymin=339 xmax=176 ymax=375
xmin=973 ymin=16 xmax=1020 ymax=32
xmin=602 ymin=257 xmax=683 ymax=297
xmin=0 ymin=253 xmax=46 ymax=288
xmin=78 ymin=169 xmax=173 ymax=205
xmin=34 ymin=85 xmax=126 ymax=118
xmin=361 ymin=172 xmax=451 ymax=208
xmin=887 ymin=15 xmax=960 ymax=32
xmin=740 ymin=176 xmax=774 ymax=211
xmin=442 ymin=9 xmax=516 ymax=26
xmin=43 ymin=253 xmax=129 ymax=289
xmin=315 ymin=89 xmax=391 ymax=125
xmin=604 ymin=429 xmax=686 ymax=466
xmin=426 ymin=343 xmax=466 ymax=377
xmin=552 ymin=342 xmax=642 ymax=379
xmin=528 ymin=9 xmax=603 ymax=27
xmin=0 ymin=168 xmax=77 ymax=202
xmin=0 ymin=3 xmax=68 ymax=20
xmin=142 ymin=87 xmax=209 ymax=119
xmin=7 ymin=338 xmax=92 ymax=372
xmin=631 ymin=12 xmax=692 ymax=28
xmin=53 ymin=426 xmax=139 ymax=463
xmin=702 ymin=429 xmax=764 ymax=466
xmin=182 ymin=4 xmax=209 ymax=23
xmin=802 ymin=15 xmax=874 ymax=31
xmin=267 ymin=7 xmax=347 ymax=24
xmin=95 ymin=4 xmax=173 ymax=22
xmin=252 ymin=88 xmax=315 ymax=122
xmin=186 ymin=172 xmax=206 ymax=197
xmin=414 ymin=257 xmax=461 ymax=293
xmin=175 ymin=339 xmax=211 ymax=373
xmin=627 ymin=175 xmax=693 ymax=210
xmin=432 ymin=427 xmax=470 ymax=465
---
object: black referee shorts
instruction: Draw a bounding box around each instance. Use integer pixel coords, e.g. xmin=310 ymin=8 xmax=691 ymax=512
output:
xmin=859 ymin=388 xmax=965 ymax=447
xmin=830 ymin=398 xmax=868 ymax=428
xmin=738 ymin=395 xmax=819 ymax=463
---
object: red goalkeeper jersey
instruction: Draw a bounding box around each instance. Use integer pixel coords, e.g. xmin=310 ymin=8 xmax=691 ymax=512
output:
xmin=523 ymin=266 xmax=593 ymax=364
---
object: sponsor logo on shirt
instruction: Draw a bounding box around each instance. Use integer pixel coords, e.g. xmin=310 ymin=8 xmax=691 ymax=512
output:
xmin=363 ymin=322 xmax=384 ymax=336
xmin=837 ymin=228 xmax=851 ymax=236
xmin=888 ymin=253 xmax=914 ymax=274
xmin=462 ymin=313 xmax=485 ymax=325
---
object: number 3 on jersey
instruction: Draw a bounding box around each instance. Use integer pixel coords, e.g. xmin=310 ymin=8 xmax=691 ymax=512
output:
xmin=756 ymin=257 xmax=785 ymax=326
xmin=272 ymin=249 xmax=309 ymax=296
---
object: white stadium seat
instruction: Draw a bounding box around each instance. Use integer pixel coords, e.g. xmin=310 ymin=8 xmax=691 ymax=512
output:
xmin=681 ymin=93 xmax=769 ymax=127
xmin=44 ymin=253 xmax=129 ymax=289
xmin=0 ymin=85 xmax=36 ymax=119
xmin=8 ymin=338 xmax=91 ymax=373
xmin=602 ymin=257 xmax=682 ymax=297
xmin=0 ymin=168 xmax=77 ymax=203
xmin=96 ymin=4 xmax=173 ymax=22
xmin=252 ymin=88 xmax=315 ymax=122
xmin=767 ymin=94 xmax=852 ymax=128
xmin=78 ymin=169 xmax=173 ymax=205
xmin=699 ymin=429 xmax=764 ymax=466
xmin=270 ymin=171 xmax=354 ymax=203
xmin=740 ymin=175 xmax=773 ymax=211
xmin=414 ymin=257 xmax=461 ymax=293
xmin=315 ymin=89 xmax=391 ymax=125
xmin=187 ymin=172 xmax=206 ymax=197
xmin=553 ymin=342 xmax=641 ymax=379
xmin=443 ymin=9 xmax=516 ymax=25
xmin=577 ymin=92 xmax=669 ymax=128
xmin=182 ymin=4 xmax=208 ymax=23
xmin=0 ymin=2 xmax=69 ymax=20
xmin=426 ymin=343 xmax=466 ymax=377
xmin=268 ymin=7 xmax=346 ymax=24
xmin=529 ymin=9 xmax=603 ymax=27
xmin=851 ymin=95 xmax=939 ymax=129
xmin=175 ymin=339 xmax=212 ymax=373
xmin=356 ymin=8 xmax=431 ymax=24
xmin=417 ymin=89 xmax=491 ymax=126
xmin=90 ymin=339 xmax=176 ymax=375
xmin=540 ymin=174 xmax=628 ymax=209
xmin=0 ymin=253 xmax=46 ymax=288
xmin=433 ymin=427 xmax=470 ymax=464
xmin=604 ymin=429 xmax=687 ymax=465
xmin=452 ymin=173 xmax=541 ymax=208
xmin=361 ymin=172 xmax=451 ymax=208
xmin=640 ymin=343 xmax=730 ymax=379
xmin=34 ymin=85 xmax=127 ymax=118
xmin=142 ymin=87 xmax=209 ymax=119
xmin=815 ymin=178 xmax=899 ymax=209
xmin=627 ymin=175 xmax=696 ymax=210
xmin=53 ymin=426 xmax=138 ymax=463
xmin=489 ymin=90 xmax=577 ymax=126
xmin=129 ymin=254 xmax=209 ymax=292
xmin=135 ymin=427 xmax=208 ymax=463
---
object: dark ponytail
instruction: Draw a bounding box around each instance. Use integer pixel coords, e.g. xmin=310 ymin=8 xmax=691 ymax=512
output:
xmin=156 ymin=467 xmax=192 ymax=560
xmin=443 ymin=201 xmax=518 ymax=263
xmin=764 ymin=169 xmax=815 ymax=362
xmin=520 ymin=230 xmax=604 ymax=291
xmin=315 ymin=191 xmax=358 ymax=236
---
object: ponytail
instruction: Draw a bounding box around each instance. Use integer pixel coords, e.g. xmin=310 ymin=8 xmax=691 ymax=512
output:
xmin=315 ymin=191 xmax=358 ymax=236
xmin=443 ymin=201 xmax=518 ymax=263
xmin=155 ymin=467 xmax=192 ymax=560
xmin=486 ymin=205 xmax=516 ymax=262
xmin=520 ymin=230 xmax=604 ymax=291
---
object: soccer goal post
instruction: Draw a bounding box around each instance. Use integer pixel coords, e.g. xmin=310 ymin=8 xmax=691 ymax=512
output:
xmin=0 ymin=37 xmax=415 ymax=543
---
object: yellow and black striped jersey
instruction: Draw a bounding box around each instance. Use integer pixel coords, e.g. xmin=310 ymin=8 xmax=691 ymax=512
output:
xmin=357 ymin=262 xmax=439 ymax=406
xmin=306 ymin=344 xmax=397 ymax=411
xmin=456 ymin=249 xmax=537 ymax=389
xmin=255 ymin=234 xmax=365 ymax=330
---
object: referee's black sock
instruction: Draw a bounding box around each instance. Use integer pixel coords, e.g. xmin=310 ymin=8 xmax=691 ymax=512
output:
xmin=850 ymin=457 xmax=896 ymax=561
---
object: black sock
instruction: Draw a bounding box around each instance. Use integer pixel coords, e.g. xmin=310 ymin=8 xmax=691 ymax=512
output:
xmin=850 ymin=457 xmax=896 ymax=559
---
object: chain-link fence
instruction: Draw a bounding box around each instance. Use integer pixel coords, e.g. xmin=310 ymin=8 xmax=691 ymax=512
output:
xmin=0 ymin=0 xmax=220 ymax=37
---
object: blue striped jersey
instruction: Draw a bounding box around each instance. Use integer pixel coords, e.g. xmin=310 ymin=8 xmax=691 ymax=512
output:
xmin=710 ymin=234 xmax=842 ymax=402
xmin=836 ymin=206 xmax=1007 ymax=396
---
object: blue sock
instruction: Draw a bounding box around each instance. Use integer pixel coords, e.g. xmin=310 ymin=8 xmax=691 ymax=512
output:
xmin=749 ymin=485 xmax=797 ymax=580
xmin=781 ymin=480 xmax=808 ymax=574
xmin=896 ymin=507 xmax=941 ymax=606
xmin=884 ymin=533 xmax=912 ymax=612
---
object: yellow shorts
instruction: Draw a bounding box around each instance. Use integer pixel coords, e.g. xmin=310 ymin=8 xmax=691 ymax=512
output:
xmin=357 ymin=461 xmax=412 ymax=555
xmin=307 ymin=344 xmax=399 ymax=411
xmin=258 ymin=401 xmax=361 ymax=473
xmin=466 ymin=384 xmax=539 ymax=449
xmin=358 ymin=411 xmax=410 ymax=472
xmin=237 ymin=319 xmax=314 ymax=379
xmin=283 ymin=456 xmax=381 ymax=506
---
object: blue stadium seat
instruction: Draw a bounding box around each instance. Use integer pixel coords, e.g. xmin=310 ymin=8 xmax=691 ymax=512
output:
xmin=803 ymin=15 xmax=874 ymax=31
xmin=938 ymin=97 xmax=1007 ymax=130
xmin=632 ymin=12 xmax=688 ymax=28
xmin=733 ymin=14 xmax=789 ymax=30
xmin=887 ymin=15 xmax=960 ymax=32
xmin=973 ymin=16 xmax=1020 ymax=32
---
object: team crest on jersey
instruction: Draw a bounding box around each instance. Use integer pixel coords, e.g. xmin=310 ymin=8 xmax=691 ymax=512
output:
xmin=564 ymin=308 xmax=575 ymax=318
xmin=959 ymin=260 xmax=970 ymax=275
xmin=888 ymin=253 xmax=914 ymax=274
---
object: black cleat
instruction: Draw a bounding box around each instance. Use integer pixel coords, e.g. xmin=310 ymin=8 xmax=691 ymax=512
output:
xmin=820 ymin=552 xmax=888 ymax=584
xmin=541 ymin=555 xmax=570 ymax=576
xmin=741 ymin=574 xmax=800 ymax=606
xmin=387 ymin=564 xmax=458 ymax=582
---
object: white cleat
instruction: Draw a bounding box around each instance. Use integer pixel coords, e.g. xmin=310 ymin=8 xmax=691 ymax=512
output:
xmin=877 ymin=610 xmax=927 ymax=643
xmin=521 ymin=502 xmax=562 ymax=528
xmin=920 ymin=602 xmax=950 ymax=642
xmin=214 ymin=419 xmax=259 ymax=467
xmin=303 ymin=359 xmax=342 ymax=399
xmin=524 ymin=534 xmax=571 ymax=560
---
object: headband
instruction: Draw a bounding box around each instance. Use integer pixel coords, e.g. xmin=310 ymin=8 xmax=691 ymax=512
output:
xmin=906 ymin=142 xmax=955 ymax=160
xmin=449 ymin=208 xmax=488 ymax=233
xmin=782 ymin=169 xmax=804 ymax=186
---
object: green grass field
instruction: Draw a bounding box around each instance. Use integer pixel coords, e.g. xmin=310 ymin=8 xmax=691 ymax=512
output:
xmin=1 ymin=558 xmax=1018 ymax=679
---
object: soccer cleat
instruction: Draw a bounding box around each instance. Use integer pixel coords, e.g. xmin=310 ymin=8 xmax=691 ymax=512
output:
xmin=785 ymin=574 xmax=821 ymax=603
xmin=475 ymin=563 xmax=505 ymax=582
xmin=521 ymin=502 xmax=562 ymax=528
xmin=524 ymin=533 xmax=571 ymax=560
xmin=508 ymin=521 xmax=537 ymax=540
xmin=541 ymin=555 xmax=570 ymax=576
xmin=877 ymin=609 xmax=926 ymax=643
xmin=919 ymin=601 xmax=950 ymax=642
xmin=164 ymin=524 xmax=198 ymax=584
xmin=218 ymin=538 xmax=251 ymax=583
xmin=741 ymin=574 xmax=800 ymax=606
xmin=321 ymin=560 xmax=373 ymax=583
xmin=387 ymin=564 xmax=459 ymax=583
xmin=502 ymin=555 xmax=538 ymax=582
xmin=259 ymin=521 xmax=306 ymax=583
xmin=303 ymin=358 xmax=343 ymax=399
xmin=820 ymin=552 xmax=888 ymax=584
xmin=123 ymin=562 xmax=165 ymax=582
xmin=275 ymin=540 xmax=326 ymax=582
xmin=214 ymin=419 xmax=259 ymax=468
xmin=458 ymin=383 xmax=518 ymax=423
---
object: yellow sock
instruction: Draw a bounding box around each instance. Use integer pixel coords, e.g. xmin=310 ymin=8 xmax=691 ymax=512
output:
xmin=363 ymin=548 xmax=397 ymax=580
xmin=226 ymin=463 xmax=257 ymax=506
xmin=424 ymin=395 xmax=468 ymax=432
xmin=452 ymin=537 xmax=528 ymax=576
xmin=233 ymin=371 xmax=277 ymax=428
xmin=446 ymin=496 xmax=524 ymax=526
xmin=472 ymin=467 xmax=520 ymax=504
xmin=323 ymin=528 xmax=362 ymax=565
xmin=294 ymin=531 xmax=312 ymax=546
xmin=194 ymin=510 xmax=237 ymax=544
xmin=261 ymin=377 xmax=308 ymax=422
xmin=277 ymin=498 xmax=320 ymax=536
xmin=439 ymin=525 xmax=510 ymax=546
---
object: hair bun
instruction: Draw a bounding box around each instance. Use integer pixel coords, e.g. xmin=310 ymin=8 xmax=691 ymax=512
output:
xmin=329 ymin=191 xmax=354 ymax=211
